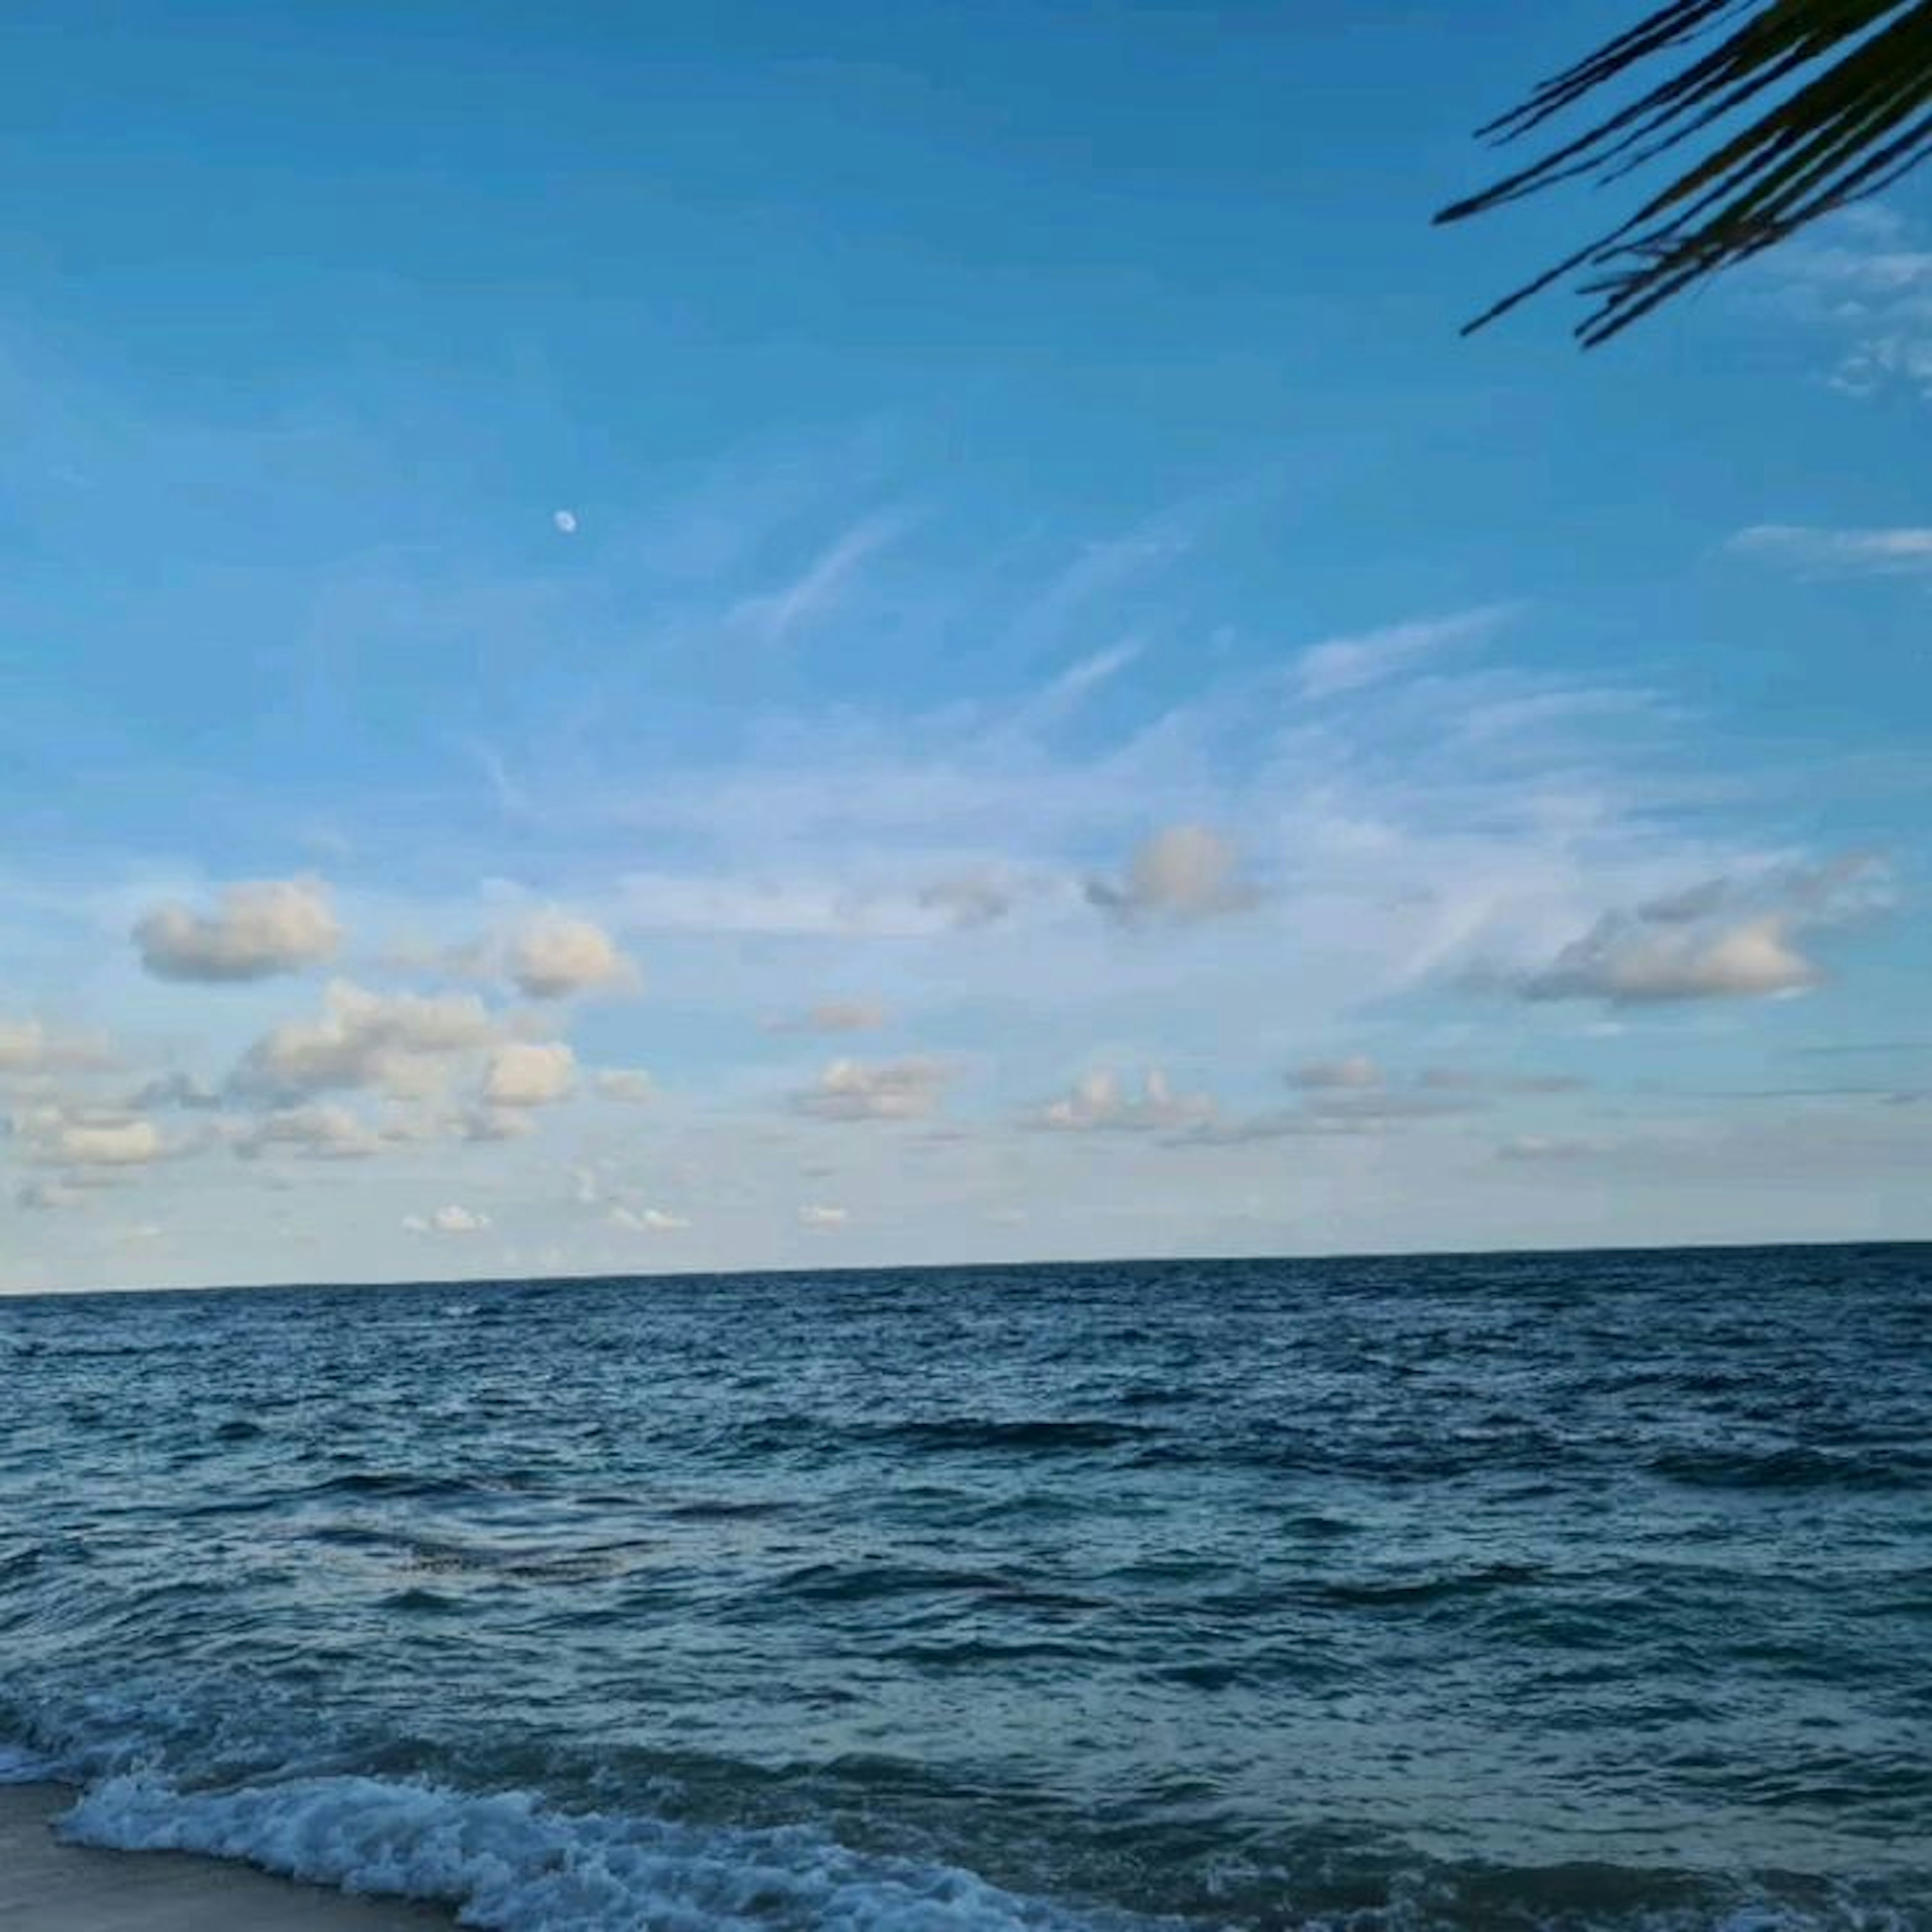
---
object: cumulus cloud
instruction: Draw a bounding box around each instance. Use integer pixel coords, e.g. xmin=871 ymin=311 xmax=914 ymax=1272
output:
xmin=1086 ymin=825 xmax=1257 ymax=925
xmin=762 ymin=1002 xmax=887 ymax=1036
xmin=592 ymin=1068 xmax=654 ymax=1103
xmin=502 ymin=913 xmax=639 ymax=1001
xmin=0 ymin=1020 xmax=114 ymax=1077
xmin=233 ymin=1104 xmax=382 ymax=1161
xmin=797 ymin=1203 xmax=849 ymax=1228
xmin=134 ymin=878 xmax=342 ymax=982
xmin=1526 ymin=915 xmax=1820 ymax=1005
xmin=482 ymin=1040 xmax=577 ymax=1107
xmin=19 ymin=1111 xmax=169 ymax=1168
xmin=1518 ymin=856 xmax=1886 ymax=1006
xmin=609 ymin=1205 xmax=690 ymax=1233
xmin=1030 ymin=1068 xmax=1215 ymax=1133
xmin=404 ymin=1204 xmax=492 ymax=1235
xmin=792 ymin=1057 xmax=949 ymax=1122
xmin=232 ymin=981 xmax=500 ymax=1103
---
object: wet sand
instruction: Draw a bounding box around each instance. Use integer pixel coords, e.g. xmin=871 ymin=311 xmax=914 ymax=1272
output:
xmin=0 ymin=1786 xmax=455 ymax=1932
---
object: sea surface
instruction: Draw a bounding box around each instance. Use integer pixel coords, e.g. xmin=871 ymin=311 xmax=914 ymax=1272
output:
xmin=2 ymin=1246 xmax=1928 ymax=1931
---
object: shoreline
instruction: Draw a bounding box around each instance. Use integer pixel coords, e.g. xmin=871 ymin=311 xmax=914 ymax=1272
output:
xmin=0 ymin=1785 xmax=455 ymax=1932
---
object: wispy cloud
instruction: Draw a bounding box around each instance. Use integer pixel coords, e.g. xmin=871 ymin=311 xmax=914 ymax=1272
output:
xmin=729 ymin=511 xmax=906 ymax=644
xmin=1728 ymin=524 xmax=1932 ymax=577
xmin=1752 ymin=204 xmax=1932 ymax=400
xmin=1294 ymin=606 xmax=1513 ymax=701
xmin=762 ymin=1001 xmax=888 ymax=1036
xmin=1287 ymin=1057 xmax=1383 ymax=1092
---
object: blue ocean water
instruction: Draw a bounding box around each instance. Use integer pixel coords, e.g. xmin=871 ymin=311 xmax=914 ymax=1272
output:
xmin=2 ymin=1246 xmax=1928 ymax=1930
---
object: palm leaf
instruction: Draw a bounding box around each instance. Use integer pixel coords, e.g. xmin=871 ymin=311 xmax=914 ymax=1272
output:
xmin=1435 ymin=0 xmax=1932 ymax=344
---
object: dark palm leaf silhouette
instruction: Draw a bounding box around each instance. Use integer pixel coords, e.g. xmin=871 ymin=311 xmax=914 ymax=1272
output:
xmin=1436 ymin=0 xmax=1932 ymax=345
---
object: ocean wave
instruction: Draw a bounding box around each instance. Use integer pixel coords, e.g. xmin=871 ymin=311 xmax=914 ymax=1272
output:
xmin=45 ymin=1768 xmax=1932 ymax=1932
xmin=1646 ymin=1445 xmax=1917 ymax=1491
xmin=56 ymin=1771 xmax=1153 ymax=1932
xmin=0 ymin=1741 xmax=60 ymax=1784
xmin=862 ymin=1419 xmax=1159 ymax=1454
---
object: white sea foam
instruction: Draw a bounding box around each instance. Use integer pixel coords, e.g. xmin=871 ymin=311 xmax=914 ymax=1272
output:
xmin=59 ymin=1772 xmax=1125 ymax=1932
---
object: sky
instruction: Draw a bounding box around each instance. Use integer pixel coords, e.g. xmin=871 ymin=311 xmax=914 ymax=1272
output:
xmin=3 ymin=2 xmax=1930 ymax=1292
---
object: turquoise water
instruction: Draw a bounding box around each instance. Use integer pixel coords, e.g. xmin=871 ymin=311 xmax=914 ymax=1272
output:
xmin=2 ymin=1246 xmax=1928 ymax=1929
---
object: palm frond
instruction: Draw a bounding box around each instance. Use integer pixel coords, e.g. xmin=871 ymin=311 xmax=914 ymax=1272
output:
xmin=1435 ymin=0 xmax=1932 ymax=345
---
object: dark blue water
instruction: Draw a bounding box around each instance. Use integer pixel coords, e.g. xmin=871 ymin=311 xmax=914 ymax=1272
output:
xmin=3 ymin=1247 xmax=1929 ymax=1930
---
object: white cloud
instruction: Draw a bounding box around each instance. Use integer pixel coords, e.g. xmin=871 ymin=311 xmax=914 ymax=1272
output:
xmin=1288 ymin=1056 xmax=1383 ymax=1091
xmin=483 ymin=1040 xmax=577 ymax=1107
xmin=0 ymin=1020 xmax=113 ymax=1076
xmin=21 ymin=1112 xmax=168 ymax=1168
xmin=1008 ymin=641 xmax=1146 ymax=736
xmin=797 ymin=1203 xmax=849 ymax=1228
xmin=1756 ymin=207 xmax=1932 ymax=400
xmin=503 ymin=912 xmax=639 ymax=1000
xmin=609 ymin=1205 xmax=690 ymax=1233
xmin=1519 ymin=857 xmax=1885 ymax=1006
xmin=134 ymin=878 xmax=342 ymax=982
xmin=404 ymin=1204 xmax=492 ymax=1235
xmin=1295 ymin=607 xmax=1510 ymax=700
xmin=592 ymin=1068 xmax=654 ymax=1103
xmin=232 ymin=981 xmax=500 ymax=1102
xmin=1526 ymin=914 xmax=1820 ymax=1005
xmin=762 ymin=1001 xmax=887 ymax=1036
xmin=791 ymin=1057 xmax=949 ymax=1122
xmin=1728 ymin=524 xmax=1932 ymax=576
xmin=1086 ymin=825 xmax=1257 ymax=925
xmin=730 ymin=512 xmax=902 ymax=643
xmin=233 ymin=1104 xmax=383 ymax=1161
xmin=1030 ymin=1067 xmax=1214 ymax=1133
xmin=9 ymin=471 xmax=1922 ymax=1288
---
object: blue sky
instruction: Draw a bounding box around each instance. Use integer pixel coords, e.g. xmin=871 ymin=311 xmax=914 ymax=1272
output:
xmin=4 ymin=2 xmax=1929 ymax=1290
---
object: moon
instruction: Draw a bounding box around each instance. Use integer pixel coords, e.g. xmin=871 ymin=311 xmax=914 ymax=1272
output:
xmin=552 ymin=509 xmax=578 ymax=535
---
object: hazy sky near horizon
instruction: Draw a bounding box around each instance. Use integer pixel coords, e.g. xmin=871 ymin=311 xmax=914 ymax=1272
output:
xmin=4 ymin=3 xmax=1930 ymax=1292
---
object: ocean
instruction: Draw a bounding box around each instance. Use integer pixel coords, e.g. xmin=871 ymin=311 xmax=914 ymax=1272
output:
xmin=2 ymin=1245 xmax=1927 ymax=1930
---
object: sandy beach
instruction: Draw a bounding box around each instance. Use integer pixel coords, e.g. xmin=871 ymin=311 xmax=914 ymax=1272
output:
xmin=0 ymin=1786 xmax=454 ymax=1932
